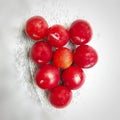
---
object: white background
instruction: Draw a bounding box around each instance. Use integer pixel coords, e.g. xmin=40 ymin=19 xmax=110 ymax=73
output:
xmin=0 ymin=0 xmax=120 ymax=120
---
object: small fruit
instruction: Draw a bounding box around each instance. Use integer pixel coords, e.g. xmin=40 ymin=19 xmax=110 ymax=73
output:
xmin=35 ymin=64 xmax=60 ymax=90
xmin=25 ymin=16 xmax=48 ymax=40
xmin=47 ymin=24 xmax=69 ymax=47
xmin=62 ymin=66 xmax=85 ymax=90
xmin=69 ymin=20 xmax=92 ymax=45
xmin=30 ymin=41 xmax=52 ymax=64
xmin=53 ymin=47 xmax=73 ymax=69
xmin=48 ymin=86 xmax=72 ymax=108
xmin=74 ymin=45 xmax=98 ymax=68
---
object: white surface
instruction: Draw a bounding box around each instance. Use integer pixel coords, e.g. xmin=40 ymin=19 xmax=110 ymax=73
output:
xmin=0 ymin=0 xmax=120 ymax=120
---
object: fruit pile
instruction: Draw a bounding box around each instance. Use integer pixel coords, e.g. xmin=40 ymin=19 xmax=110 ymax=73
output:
xmin=25 ymin=16 xmax=98 ymax=108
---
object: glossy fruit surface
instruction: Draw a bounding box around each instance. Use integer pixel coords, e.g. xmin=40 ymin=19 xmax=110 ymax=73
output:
xmin=25 ymin=16 xmax=48 ymax=40
xmin=35 ymin=64 xmax=60 ymax=90
xmin=62 ymin=66 xmax=85 ymax=90
xmin=74 ymin=45 xmax=98 ymax=68
xmin=30 ymin=41 xmax=52 ymax=64
xmin=26 ymin=16 xmax=98 ymax=108
xmin=49 ymin=86 xmax=72 ymax=108
xmin=69 ymin=20 xmax=92 ymax=45
xmin=53 ymin=47 xmax=73 ymax=69
xmin=47 ymin=24 xmax=69 ymax=47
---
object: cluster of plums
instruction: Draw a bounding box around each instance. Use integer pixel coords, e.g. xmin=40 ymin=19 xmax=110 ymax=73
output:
xmin=25 ymin=16 xmax=98 ymax=108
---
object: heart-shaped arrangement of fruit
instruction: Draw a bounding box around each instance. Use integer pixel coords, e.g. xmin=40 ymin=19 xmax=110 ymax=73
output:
xmin=24 ymin=16 xmax=98 ymax=108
